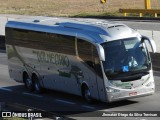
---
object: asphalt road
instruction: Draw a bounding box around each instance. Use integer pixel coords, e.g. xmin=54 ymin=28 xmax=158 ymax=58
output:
xmin=0 ymin=52 xmax=160 ymax=120
xmin=107 ymin=19 xmax=160 ymax=31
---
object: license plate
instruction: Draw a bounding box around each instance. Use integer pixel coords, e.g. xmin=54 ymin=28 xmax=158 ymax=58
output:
xmin=129 ymin=92 xmax=137 ymax=96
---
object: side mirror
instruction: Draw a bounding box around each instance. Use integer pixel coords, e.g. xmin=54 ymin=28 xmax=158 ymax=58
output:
xmin=141 ymin=36 xmax=156 ymax=53
xmin=96 ymin=44 xmax=105 ymax=61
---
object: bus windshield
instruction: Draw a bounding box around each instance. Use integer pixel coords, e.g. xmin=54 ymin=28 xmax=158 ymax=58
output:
xmin=102 ymin=37 xmax=151 ymax=80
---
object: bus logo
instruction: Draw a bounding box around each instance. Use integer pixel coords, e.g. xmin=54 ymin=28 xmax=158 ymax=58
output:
xmin=2 ymin=112 xmax=11 ymax=117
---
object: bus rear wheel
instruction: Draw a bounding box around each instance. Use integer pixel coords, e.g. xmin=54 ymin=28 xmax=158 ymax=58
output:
xmin=24 ymin=73 xmax=34 ymax=91
xmin=32 ymin=75 xmax=43 ymax=93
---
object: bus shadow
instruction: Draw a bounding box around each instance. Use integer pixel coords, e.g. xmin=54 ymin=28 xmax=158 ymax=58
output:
xmin=0 ymin=85 xmax=139 ymax=117
xmin=99 ymin=99 xmax=138 ymax=109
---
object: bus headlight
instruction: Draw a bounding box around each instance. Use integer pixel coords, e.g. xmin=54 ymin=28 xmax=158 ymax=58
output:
xmin=106 ymin=87 xmax=120 ymax=93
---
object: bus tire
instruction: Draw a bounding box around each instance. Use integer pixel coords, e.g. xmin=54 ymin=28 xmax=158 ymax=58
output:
xmin=82 ymin=85 xmax=93 ymax=103
xmin=32 ymin=74 xmax=43 ymax=93
xmin=23 ymin=72 xmax=34 ymax=91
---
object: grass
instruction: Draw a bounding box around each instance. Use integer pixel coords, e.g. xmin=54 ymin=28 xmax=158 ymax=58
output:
xmin=0 ymin=0 xmax=160 ymax=17
xmin=73 ymin=11 xmax=121 ymax=17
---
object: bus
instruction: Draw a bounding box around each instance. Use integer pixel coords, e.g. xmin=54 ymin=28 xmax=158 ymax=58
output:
xmin=5 ymin=17 xmax=156 ymax=103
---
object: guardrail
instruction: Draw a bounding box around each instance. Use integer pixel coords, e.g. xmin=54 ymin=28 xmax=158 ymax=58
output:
xmin=119 ymin=9 xmax=160 ymax=17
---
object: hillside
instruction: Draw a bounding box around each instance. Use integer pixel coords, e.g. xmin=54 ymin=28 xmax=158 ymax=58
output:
xmin=0 ymin=0 xmax=160 ymax=16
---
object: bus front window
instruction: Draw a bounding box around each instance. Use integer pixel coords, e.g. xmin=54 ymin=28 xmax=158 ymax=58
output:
xmin=102 ymin=37 xmax=151 ymax=80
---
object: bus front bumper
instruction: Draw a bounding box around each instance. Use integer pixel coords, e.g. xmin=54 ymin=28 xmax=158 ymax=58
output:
xmin=106 ymin=86 xmax=155 ymax=102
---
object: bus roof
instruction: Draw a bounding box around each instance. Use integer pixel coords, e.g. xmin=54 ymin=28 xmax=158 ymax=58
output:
xmin=6 ymin=17 xmax=140 ymax=44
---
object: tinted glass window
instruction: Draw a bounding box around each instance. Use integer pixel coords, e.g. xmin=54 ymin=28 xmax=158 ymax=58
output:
xmin=77 ymin=39 xmax=103 ymax=78
xmin=10 ymin=28 xmax=75 ymax=55
xmin=77 ymin=39 xmax=94 ymax=67
xmin=102 ymin=37 xmax=151 ymax=80
xmin=46 ymin=33 xmax=75 ymax=55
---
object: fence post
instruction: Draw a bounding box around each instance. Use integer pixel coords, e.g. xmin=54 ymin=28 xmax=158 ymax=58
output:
xmin=144 ymin=0 xmax=151 ymax=9
xmin=154 ymin=13 xmax=157 ymax=17
xmin=124 ymin=13 xmax=127 ymax=16
xmin=139 ymin=13 xmax=143 ymax=17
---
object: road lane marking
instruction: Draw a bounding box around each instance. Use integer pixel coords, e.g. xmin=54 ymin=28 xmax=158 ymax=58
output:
xmin=22 ymin=92 xmax=43 ymax=98
xmin=0 ymin=87 xmax=12 ymax=92
xmin=82 ymin=105 xmax=95 ymax=109
xmin=56 ymin=99 xmax=76 ymax=105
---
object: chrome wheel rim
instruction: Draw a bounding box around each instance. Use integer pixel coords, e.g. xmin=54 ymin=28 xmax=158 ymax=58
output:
xmin=35 ymin=81 xmax=40 ymax=91
xmin=85 ymin=89 xmax=91 ymax=102
xmin=26 ymin=78 xmax=32 ymax=88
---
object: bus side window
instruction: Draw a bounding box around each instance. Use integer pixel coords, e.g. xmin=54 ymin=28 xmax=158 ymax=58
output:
xmin=11 ymin=29 xmax=76 ymax=56
xmin=77 ymin=39 xmax=103 ymax=78
xmin=46 ymin=33 xmax=75 ymax=55
xmin=77 ymin=39 xmax=94 ymax=68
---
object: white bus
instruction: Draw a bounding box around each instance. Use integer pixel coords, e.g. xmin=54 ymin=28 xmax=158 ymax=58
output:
xmin=5 ymin=17 xmax=156 ymax=103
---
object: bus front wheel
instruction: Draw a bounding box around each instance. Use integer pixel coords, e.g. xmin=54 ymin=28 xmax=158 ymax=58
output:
xmin=24 ymin=73 xmax=34 ymax=91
